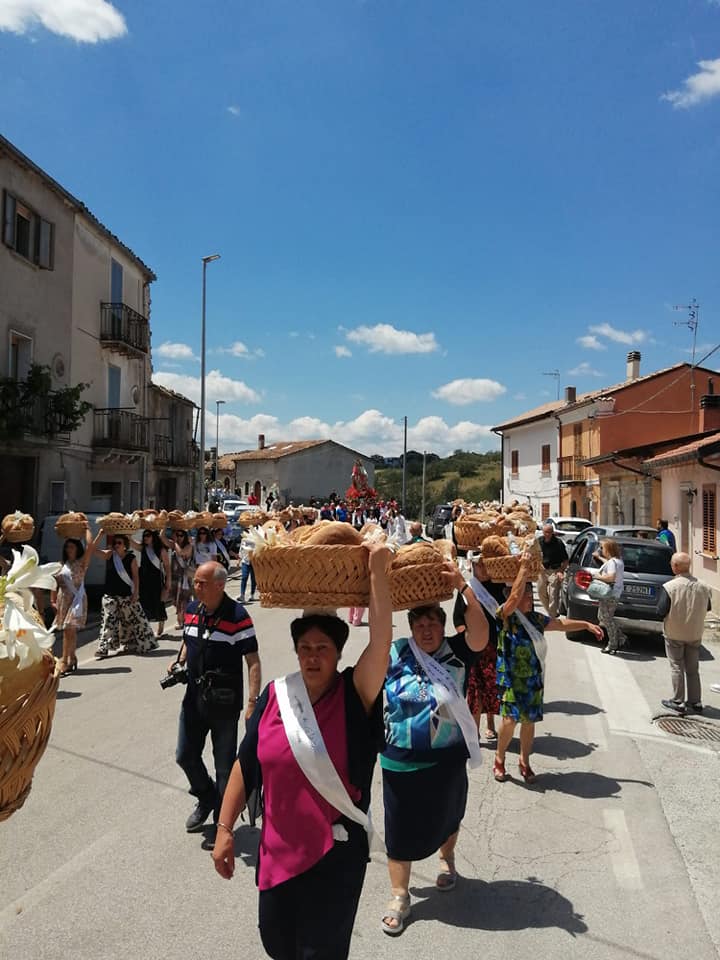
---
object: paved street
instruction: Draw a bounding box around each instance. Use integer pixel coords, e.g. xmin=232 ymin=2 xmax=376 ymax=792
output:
xmin=2 ymin=576 xmax=720 ymax=960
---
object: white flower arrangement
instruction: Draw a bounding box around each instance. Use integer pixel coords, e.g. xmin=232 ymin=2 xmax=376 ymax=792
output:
xmin=0 ymin=545 xmax=61 ymax=670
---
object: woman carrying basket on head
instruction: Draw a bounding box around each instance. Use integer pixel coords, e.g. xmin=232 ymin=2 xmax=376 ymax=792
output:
xmin=168 ymin=529 xmax=194 ymax=629
xmin=212 ymin=542 xmax=393 ymax=960
xmin=493 ymin=550 xmax=603 ymax=785
xmin=51 ymin=527 xmax=104 ymax=676
xmin=94 ymin=533 xmax=158 ymax=659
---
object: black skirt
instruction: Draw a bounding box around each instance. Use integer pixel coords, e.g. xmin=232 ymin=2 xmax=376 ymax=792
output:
xmin=383 ymin=757 xmax=469 ymax=862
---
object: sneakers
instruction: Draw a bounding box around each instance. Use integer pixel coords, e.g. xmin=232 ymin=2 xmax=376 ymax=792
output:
xmin=686 ymin=702 xmax=704 ymax=714
xmin=711 ymin=684 xmax=720 ymax=695
xmin=185 ymin=801 xmax=214 ymax=833
xmin=661 ymin=699 xmax=686 ymax=715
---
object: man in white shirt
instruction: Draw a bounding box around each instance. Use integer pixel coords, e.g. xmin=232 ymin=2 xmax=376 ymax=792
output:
xmin=660 ymin=553 xmax=712 ymax=715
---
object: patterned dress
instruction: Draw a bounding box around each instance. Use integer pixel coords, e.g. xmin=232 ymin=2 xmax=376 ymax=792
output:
xmin=496 ymin=610 xmax=550 ymax=723
xmin=54 ymin=560 xmax=88 ymax=629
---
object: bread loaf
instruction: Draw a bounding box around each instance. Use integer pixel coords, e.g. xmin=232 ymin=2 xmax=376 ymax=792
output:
xmin=305 ymin=522 xmax=363 ymax=546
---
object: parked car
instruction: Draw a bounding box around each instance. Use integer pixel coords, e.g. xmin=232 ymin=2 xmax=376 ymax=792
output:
xmin=581 ymin=525 xmax=657 ymax=540
xmin=427 ymin=503 xmax=454 ymax=540
xmin=559 ymin=532 xmax=674 ymax=640
xmin=537 ymin=516 xmax=593 ymax=555
xmin=221 ymin=499 xmax=253 ymax=521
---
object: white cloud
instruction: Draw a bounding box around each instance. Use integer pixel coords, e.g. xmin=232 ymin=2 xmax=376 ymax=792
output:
xmin=345 ymin=323 xmax=439 ymax=355
xmin=227 ymin=105 xmax=241 ymax=117
xmin=577 ymin=334 xmax=606 ymax=351
xmin=215 ymin=408 xmax=496 ymax=458
xmin=153 ymin=369 xmax=261 ymax=405
xmin=334 ymin=345 xmax=352 ymax=358
xmin=662 ymin=58 xmax=720 ymax=109
xmin=513 ymin=392 xmax=527 ymax=401
xmin=567 ymin=362 xmax=604 ymax=378
xmin=0 ymin=0 xmax=127 ymax=42
xmin=215 ymin=341 xmax=265 ymax=360
xmin=156 ymin=341 xmax=196 ymax=361
xmin=431 ymin=378 xmax=506 ymax=405
xmin=588 ymin=322 xmax=646 ymax=346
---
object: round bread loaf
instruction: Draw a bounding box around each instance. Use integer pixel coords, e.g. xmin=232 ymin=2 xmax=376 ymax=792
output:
xmin=305 ymin=522 xmax=363 ymax=546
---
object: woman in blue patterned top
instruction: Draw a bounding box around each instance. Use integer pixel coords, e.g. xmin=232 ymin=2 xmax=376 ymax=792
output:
xmin=494 ymin=553 xmax=603 ymax=785
xmin=380 ymin=562 xmax=488 ymax=936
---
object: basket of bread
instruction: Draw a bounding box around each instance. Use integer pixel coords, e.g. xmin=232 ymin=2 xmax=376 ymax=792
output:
xmin=0 ymin=544 xmax=62 ymax=822
xmin=454 ymin=505 xmax=537 ymax=551
xmin=480 ymin=534 xmax=543 ymax=583
xmin=133 ymin=509 xmax=168 ymax=532
xmin=238 ymin=511 xmax=267 ymax=528
xmin=211 ymin=512 xmax=228 ymax=530
xmin=252 ymin=521 xmax=371 ymax=608
xmin=388 ymin=541 xmax=455 ymax=610
xmin=54 ymin=512 xmax=88 ymax=540
xmin=1 ymin=512 xmax=35 ymax=544
xmin=97 ymin=513 xmax=141 ymax=536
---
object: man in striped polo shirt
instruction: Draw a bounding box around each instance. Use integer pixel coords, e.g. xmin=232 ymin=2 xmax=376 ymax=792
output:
xmin=173 ymin=561 xmax=262 ymax=834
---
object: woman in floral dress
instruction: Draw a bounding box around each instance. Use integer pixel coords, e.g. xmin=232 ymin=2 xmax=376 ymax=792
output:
xmin=493 ymin=552 xmax=603 ymax=785
xmin=51 ymin=528 xmax=104 ymax=676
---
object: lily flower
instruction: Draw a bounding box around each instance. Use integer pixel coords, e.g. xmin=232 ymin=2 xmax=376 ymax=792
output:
xmin=0 ymin=596 xmax=54 ymax=668
xmin=0 ymin=544 xmax=62 ymax=612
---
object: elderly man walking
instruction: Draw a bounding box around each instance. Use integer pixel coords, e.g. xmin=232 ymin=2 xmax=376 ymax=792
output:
xmin=537 ymin=522 xmax=568 ymax=618
xmin=660 ymin=552 xmax=711 ymax=715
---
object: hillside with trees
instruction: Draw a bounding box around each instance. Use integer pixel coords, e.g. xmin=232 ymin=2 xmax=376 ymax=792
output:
xmin=373 ymin=449 xmax=501 ymax=521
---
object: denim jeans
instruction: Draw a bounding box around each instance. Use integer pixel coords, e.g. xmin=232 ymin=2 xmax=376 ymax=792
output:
xmin=176 ymin=682 xmax=242 ymax=816
xmin=240 ymin=561 xmax=256 ymax=599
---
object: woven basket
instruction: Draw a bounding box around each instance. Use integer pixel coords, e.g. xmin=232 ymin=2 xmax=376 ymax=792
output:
xmin=453 ymin=520 xmax=493 ymax=551
xmin=0 ymin=650 xmax=59 ymax=822
xmin=389 ymin=560 xmax=454 ymax=611
xmin=54 ymin=513 xmax=88 ymax=539
xmin=483 ymin=554 xmax=544 ymax=583
xmin=254 ymin=544 xmax=370 ymax=608
xmin=211 ymin=512 xmax=228 ymax=529
xmin=98 ymin=514 xmax=140 ymax=536
xmin=134 ymin=509 xmax=168 ymax=532
xmin=167 ymin=510 xmax=193 ymax=531
xmin=1 ymin=513 xmax=35 ymax=543
xmin=238 ymin=511 xmax=266 ymax=528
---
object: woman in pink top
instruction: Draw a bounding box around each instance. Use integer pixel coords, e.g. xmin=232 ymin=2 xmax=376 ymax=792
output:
xmin=212 ymin=542 xmax=393 ymax=960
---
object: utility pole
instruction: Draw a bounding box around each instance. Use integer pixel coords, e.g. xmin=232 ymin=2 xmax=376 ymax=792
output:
xmin=674 ymin=298 xmax=700 ymax=422
xmin=421 ymin=450 xmax=427 ymax=523
xmin=401 ymin=416 xmax=407 ymax=515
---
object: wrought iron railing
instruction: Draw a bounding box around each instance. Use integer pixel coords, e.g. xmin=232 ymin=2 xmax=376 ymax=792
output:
xmin=153 ymin=434 xmax=199 ymax=467
xmin=93 ymin=408 xmax=149 ymax=450
xmin=558 ymin=456 xmax=586 ymax=482
xmin=100 ymin=302 xmax=150 ymax=353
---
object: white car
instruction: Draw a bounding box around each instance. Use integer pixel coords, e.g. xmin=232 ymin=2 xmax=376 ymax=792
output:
xmin=542 ymin=516 xmax=593 ymax=551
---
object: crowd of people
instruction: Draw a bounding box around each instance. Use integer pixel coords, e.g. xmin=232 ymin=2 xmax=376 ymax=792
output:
xmin=45 ymin=504 xmax=717 ymax=959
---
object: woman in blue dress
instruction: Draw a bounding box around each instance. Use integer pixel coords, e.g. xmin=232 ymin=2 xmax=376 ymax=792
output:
xmin=494 ymin=552 xmax=603 ymax=785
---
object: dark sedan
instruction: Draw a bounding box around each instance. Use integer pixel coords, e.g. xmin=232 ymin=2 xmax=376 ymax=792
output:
xmin=560 ymin=532 xmax=674 ymax=641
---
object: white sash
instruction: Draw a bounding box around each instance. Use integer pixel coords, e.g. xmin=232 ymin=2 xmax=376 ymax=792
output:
xmin=58 ymin=563 xmax=86 ymax=621
xmin=468 ymin=576 xmax=500 ymax=618
xmin=194 ymin=542 xmax=217 ymax=566
xmin=142 ymin=546 xmax=162 ymax=571
xmin=275 ymin=672 xmax=381 ymax=850
xmin=112 ymin=551 xmax=135 ymax=591
xmin=407 ymin=637 xmax=482 ymax=769
xmin=176 ymin=553 xmax=191 ymax=591
xmin=515 ymin=610 xmax=548 ymax=673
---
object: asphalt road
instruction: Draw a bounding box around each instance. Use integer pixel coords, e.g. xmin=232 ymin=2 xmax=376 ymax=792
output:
xmin=2 ymin=576 xmax=720 ymax=960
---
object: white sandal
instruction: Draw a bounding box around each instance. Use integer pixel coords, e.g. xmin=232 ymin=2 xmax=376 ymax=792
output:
xmin=381 ymin=894 xmax=411 ymax=935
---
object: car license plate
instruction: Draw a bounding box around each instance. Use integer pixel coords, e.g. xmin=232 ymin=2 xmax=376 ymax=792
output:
xmin=623 ymin=584 xmax=655 ymax=598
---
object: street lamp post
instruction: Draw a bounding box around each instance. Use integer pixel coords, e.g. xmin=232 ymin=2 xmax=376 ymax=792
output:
xmin=199 ymin=254 xmax=221 ymax=504
xmin=215 ymin=399 xmax=225 ymax=493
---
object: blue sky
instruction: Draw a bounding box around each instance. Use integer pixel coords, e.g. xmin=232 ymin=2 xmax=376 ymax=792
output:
xmin=2 ymin=0 xmax=720 ymax=456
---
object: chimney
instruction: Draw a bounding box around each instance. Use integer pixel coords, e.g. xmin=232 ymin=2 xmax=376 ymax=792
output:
xmin=626 ymin=351 xmax=641 ymax=380
xmin=258 ymin=434 xmax=265 ymax=450
xmin=564 ymin=386 xmax=577 ymax=404
xmin=700 ymin=394 xmax=720 ymax=433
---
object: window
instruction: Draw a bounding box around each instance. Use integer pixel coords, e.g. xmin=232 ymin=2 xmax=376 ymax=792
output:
xmin=703 ymin=485 xmax=717 ymax=555
xmin=129 ymin=480 xmax=140 ymax=509
xmin=511 ymin=450 xmax=519 ymax=477
xmin=50 ymin=481 xmax=65 ymax=513
xmin=3 ymin=191 xmax=54 ymax=269
xmin=541 ymin=444 xmax=551 ymax=476
xmin=9 ymin=331 xmax=32 ymax=379
xmin=541 ymin=502 xmax=550 ymax=520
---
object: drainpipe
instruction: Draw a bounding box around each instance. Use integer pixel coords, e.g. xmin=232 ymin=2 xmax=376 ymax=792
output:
xmin=698 ymin=455 xmax=720 ymax=475
xmin=552 ymin=412 xmax=562 ymax=516
xmin=491 ymin=428 xmax=504 ymax=504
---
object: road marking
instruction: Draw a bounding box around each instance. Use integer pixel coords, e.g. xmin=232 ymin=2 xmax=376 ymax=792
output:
xmin=583 ymin=645 xmax=653 ymax=738
xmin=603 ymin=808 xmax=643 ymax=891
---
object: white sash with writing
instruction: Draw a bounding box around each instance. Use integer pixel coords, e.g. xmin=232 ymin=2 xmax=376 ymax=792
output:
xmin=515 ymin=610 xmax=548 ymax=673
xmin=274 ymin=672 xmax=381 ymax=850
xmin=56 ymin=563 xmax=86 ymax=623
xmin=407 ymin=636 xmax=482 ymax=769
xmin=112 ymin=551 xmax=134 ymax=591
xmin=215 ymin=539 xmax=230 ymax=566
xmin=468 ymin=576 xmax=500 ymax=617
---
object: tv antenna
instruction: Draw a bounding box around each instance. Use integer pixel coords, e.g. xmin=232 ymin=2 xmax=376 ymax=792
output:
xmin=673 ymin=298 xmax=700 ymax=364
xmin=542 ymin=369 xmax=560 ymax=400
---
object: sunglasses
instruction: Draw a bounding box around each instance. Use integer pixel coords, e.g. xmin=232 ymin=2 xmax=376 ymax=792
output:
xmin=113 ymin=541 xmax=125 ymax=547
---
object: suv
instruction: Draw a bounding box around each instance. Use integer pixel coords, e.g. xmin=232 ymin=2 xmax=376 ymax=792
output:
xmin=560 ymin=532 xmax=674 ymax=640
xmin=427 ymin=504 xmax=454 ymax=540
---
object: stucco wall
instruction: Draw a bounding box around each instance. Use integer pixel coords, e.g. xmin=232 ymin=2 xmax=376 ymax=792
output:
xmin=500 ymin=421 xmax=560 ymax=516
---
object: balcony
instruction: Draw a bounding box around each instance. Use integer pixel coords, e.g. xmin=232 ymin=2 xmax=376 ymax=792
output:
xmin=100 ymin=302 xmax=150 ymax=356
xmin=558 ymin=456 xmax=587 ymax=483
xmin=153 ymin=434 xmax=199 ymax=468
xmin=0 ymin=391 xmax=77 ymax=442
xmin=93 ymin=408 xmax=149 ymax=451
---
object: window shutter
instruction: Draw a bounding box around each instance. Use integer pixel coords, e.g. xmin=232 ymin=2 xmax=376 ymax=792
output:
xmin=38 ymin=219 xmax=53 ymax=269
xmin=703 ymin=486 xmax=717 ymax=555
xmin=3 ymin=191 xmax=16 ymax=247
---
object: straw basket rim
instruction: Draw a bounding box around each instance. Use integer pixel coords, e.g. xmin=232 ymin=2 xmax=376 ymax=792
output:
xmin=389 ymin=560 xmax=454 ymax=611
xmin=253 ymin=542 xmax=370 ymax=608
xmin=483 ymin=554 xmax=543 ymax=583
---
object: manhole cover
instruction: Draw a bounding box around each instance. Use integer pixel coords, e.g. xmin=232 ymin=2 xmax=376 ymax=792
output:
xmin=654 ymin=716 xmax=720 ymax=743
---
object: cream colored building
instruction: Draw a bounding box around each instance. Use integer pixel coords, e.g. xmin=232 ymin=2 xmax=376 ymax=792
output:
xmin=0 ymin=133 xmax=195 ymax=520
